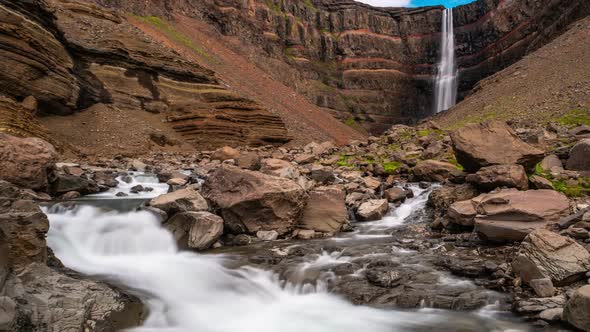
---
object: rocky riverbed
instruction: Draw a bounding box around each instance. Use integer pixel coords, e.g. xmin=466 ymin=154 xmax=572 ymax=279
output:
xmin=1 ymin=118 xmax=590 ymax=331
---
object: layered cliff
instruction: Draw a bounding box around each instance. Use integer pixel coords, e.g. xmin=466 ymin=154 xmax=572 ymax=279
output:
xmin=92 ymin=0 xmax=590 ymax=133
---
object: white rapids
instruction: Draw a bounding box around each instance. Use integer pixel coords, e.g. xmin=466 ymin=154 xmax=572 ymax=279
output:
xmin=434 ymin=8 xmax=458 ymax=113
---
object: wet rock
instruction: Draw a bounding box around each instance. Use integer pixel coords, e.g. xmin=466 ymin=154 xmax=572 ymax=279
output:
xmin=366 ymin=269 xmax=402 ymax=288
xmin=513 ymin=229 xmax=590 ymax=286
xmin=383 ymin=187 xmax=407 ymax=203
xmin=149 ymin=186 xmax=208 ymax=214
xmin=294 ymin=229 xmax=315 ymax=240
xmin=50 ymin=174 xmax=99 ymax=196
xmin=466 ymin=164 xmax=528 ymax=191
xmin=563 ymin=285 xmax=590 ymax=331
xmin=474 ymin=189 xmax=571 ymax=242
xmin=130 ymin=159 xmax=147 ymax=172
xmin=94 ymin=171 xmax=119 ymax=187
xmin=529 ymin=175 xmax=554 ymax=190
xmin=300 ymin=185 xmax=348 ymax=233
xmin=260 ymin=158 xmax=299 ymax=179
xmin=412 ymin=160 xmax=464 ymax=183
xmin=232 ymin=234 xmax=253 ymax=246
xmin=60 ymin=191 xmax=81 ymax=200
xmin=256 ymin=230 xmax=279 ymax=241
xmin=450 ymin=121 xmax=544 ymax=172
xmin=115 ymin=192 xmax=128 ymax=197
xmin=202 ymin=165 xmax=307 ymax=235
xmin=165 ymin=211 xmax=223 ymax=250
xmin=357 ymin=199 xmax=389 ymax=221
xmin=130 ymin=185 xmax=144 ymax=193
xmin=566 ymin=138 xmax=590 ymax=171
xmin=211 ymin=146 xmax=240 ymax=161
xmin=0 ymin=134 xmax=56 ymax=190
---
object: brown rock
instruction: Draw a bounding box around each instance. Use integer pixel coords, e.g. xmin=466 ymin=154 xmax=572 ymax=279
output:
xmin=540 ymin=155 xmax=564 ymax=173
xmin=260 ymin=158 xmax=299 ymax=179
xmin=450 ymin=121 xmax=544 ymax=172
xmin=466 ymin=164 xmax=529 ymax=191
xmin=149 ymin=186 xmax=208 ymax=214
xmin=363 ymin=176 xmax=381 ymax=190
xmin=529 ymin=175 xmax=554 ymax=190
xmin=563 ymin=285 xmax=590 ymax=331
xmin=357 ymin=199 xmax=389 ymax=221
xmin=412 ymin=160 xmax=464 ymax=183
xmin=300 ymin=185 xmax=348 ymax=233
xmin=0 ymin=134 xmax=56 ymax=190
xmin=211 ymin=146 xmax=240 ymax=161
xmin=202 ymin=165 xmax=308 ymax=235
xmin=164 ymin=211 xmax=223 ymax=250
xmin=448 ymin=200 xmax=477 ymax=226
xmin=383 ymin=187 xmax=407 ymax=203
xmin=566 ymin=139 xmax=590 ymax=171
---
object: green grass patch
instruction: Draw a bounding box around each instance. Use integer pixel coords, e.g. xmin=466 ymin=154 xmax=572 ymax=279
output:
xmin=383 ymin=161 xmax=402 ymax=174
xmin=557 ymin=108 xmax=590 ymax=128
xmin=302 ymin=0 xmax=317 ymax=11
xmin=336 ymin=154 xmax=353 ymax=167
xmin=132 ymin=15 xmax=212 ymax=61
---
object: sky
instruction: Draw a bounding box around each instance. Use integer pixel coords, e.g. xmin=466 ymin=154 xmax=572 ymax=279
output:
xmin=356 ymin=0 xmax=474 ymax=8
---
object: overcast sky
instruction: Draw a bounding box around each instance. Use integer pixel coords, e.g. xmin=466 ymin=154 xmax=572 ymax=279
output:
xmin=356 ymin=0 xmax=474 ymax=8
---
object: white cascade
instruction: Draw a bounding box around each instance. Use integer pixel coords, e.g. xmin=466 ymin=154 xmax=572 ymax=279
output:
xmin=434 ymin=8 xmax=458 ymax=113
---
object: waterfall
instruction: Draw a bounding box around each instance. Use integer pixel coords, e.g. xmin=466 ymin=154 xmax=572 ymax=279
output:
xmin=434 ymin=8 xmax=458 ymax=114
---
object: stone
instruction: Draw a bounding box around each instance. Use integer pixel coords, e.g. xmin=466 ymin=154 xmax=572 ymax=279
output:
xmin=256 ymin=230 xmax=279 ymax=241
xmin=236 ymin=152 xmax=261 ymax=170
xmin=294 ymin=153 xmax=315 ymax=164
xmin=363 ymin=176 xmax=381 ymax=190
xmin=339 ymin=170 xmax=362 ymax=182
xmin=474 ymin=189 xmax=571 ymax=242
xmin=529 ymin=175 xmax=554 ymax=190
xmin=538 ymin=308 xmax=563 ymax=322
xmin=300 ymin=185 xmax=348 ymax=233
xmin=357 ymin=199 xmax=389 ymax=221
xmin=149 ymin=186 xmax=208 ymax=214
xmin=529 ymin=278 xmax=556 ymax=297
xmin=167 ymin=178 xmax=187 ymax=186
xmin=513 ymin=229 xmax=590 ymax=286
xmin=130 ymin=159 xmax=147 ymax=172
xmin=211 ymin=146 xmax=240 ymax=161
xmin=260 ymin=158 xmax=300 ymax=179
xmin=448 ymin=200 xmax=477 ymax=226
xmin=412 ymin=160 xmax=464 ymax=183
xmin=202 ymin=165 xmax=308 ymax=235
xmin=563 ymin=285 xmax=590 ymax=331
xmin=0 ymin=134 xmax=56 ymax=190
xmin=428 ymin=184 xmax=479 ymax=212
xmin=366 ymin=269 xmax=402 ymax=288
xmin=450 ymin=121 xmax=544 ymax=172
xmin=0 ymin=296 xmax=16 ymax=330
xmin=383 ymin=187 xmax=407 ymax=203
xmin=165 ymin=212 xmax=223 ymax=250
xmin=566 ymin=139 xmax=590 ymax=171
xmin=309 ymin=165 xmax=335 ymax=184
xmin=540 ymin=155 xmax=564 ymax=173
xmin=50 ymin=174 xmax=98 ymax=195
xmin=295 ymin=229 xmax=316 ymax=240
xmin=60 ymin=191 xmax=81 ymax=200
xmin=466 ymin=164 xmax=529 ymax=191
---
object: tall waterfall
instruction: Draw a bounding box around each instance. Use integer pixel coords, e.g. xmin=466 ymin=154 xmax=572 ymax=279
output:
xmin=434 ymin=8 xmax=458 ymax=114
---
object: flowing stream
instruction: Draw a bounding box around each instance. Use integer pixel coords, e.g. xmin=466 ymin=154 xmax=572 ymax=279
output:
xmin=434 ymin=8 xmax=458 ymax=113
xmin=43 ymin=173 xmax=546 ymax=332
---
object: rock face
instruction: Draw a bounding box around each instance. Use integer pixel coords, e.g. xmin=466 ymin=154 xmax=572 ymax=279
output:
xmin=202 ymin=165 xmax=308 ymax=235
xmin=0 ymin=134 xmax=56 ymax=191
xmin=300 ymin=185 xmax=348 ymax=233
xmin=466 ymin=164 xmax=529 ymax=191
xmin=563 ymin=285 xmax=590 ymax=331
xmin=92 ymin=0 xmax=590 ymax=133
xmin=450 ymin=121 xmax=545 ymax=172
xmin=473 ymin=189 xmax=570 ymax=242
xmin=513 ymin=229 xmax=590 ymax=286
xmin=566 ymin=139 xmax=590 ymax=171
xmin=165 ymin=211 xmax=224 ymax=250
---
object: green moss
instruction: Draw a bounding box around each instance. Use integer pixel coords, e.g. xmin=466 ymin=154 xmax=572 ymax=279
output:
xmin=336 ymin=154 xmax=353 ymax=167
xmin=302 ymin=0 xmax=317 ymax=11
xmin=557 ymin=108 xmax=590 ymax=128
xmin=383 ymin=161 xmax=402 ymax=174
xmin=132 ymin=15 xmax=212 ymax=61
xmin=533 ymin=162 xmax=589 ymax=197
xmin=265 ymin=0 xmax=283 ymax=14
xmin=417 ymin=129 xmax=444 ymax=138
xmin=345 ymin=117 xmax=356 ymax=126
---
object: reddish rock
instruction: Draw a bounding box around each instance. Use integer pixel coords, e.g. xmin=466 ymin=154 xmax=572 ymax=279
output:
xmin=0 ymin=134 xmax=56 ymax=190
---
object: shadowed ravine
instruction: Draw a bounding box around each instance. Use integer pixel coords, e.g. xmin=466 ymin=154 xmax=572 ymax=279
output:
xmin=43 ymin=174 xmax=554 ymax=332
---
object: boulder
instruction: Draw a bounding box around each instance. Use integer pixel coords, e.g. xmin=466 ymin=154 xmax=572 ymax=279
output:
xmin=309 ymin=165 xmax=335 ymax=184
xmin=450 ymin=121 xmax=544 ymax=172
xmin=563 ymin=285 xmax=590 ymax=331
xmin=540 ymin=155 xmax=564 ymax=173
xmin=412 ymin=160 xmax=464 ymax=183
xmin=428 ymin=184 xmax=479 ymax=212
xmin=512 ymin=229 xmax=590 ymax=286
xmin=529 ymin=175 xmax=554 ymax=190
xmin=383 ymin=187 xmax=407 ymax=203
xmin=211 ymin=146 xmax=240 ymax=161
xmin=164 ymin=212 xmax=223 ymax=250
xmin=149 ymin=186 xmax=208 ymax=214
xmin=566 ymin=139 xmax=590 ymax=171
xmin=236 ymin=152 xmax=261 ymax=170
xmin=363 ymin=176 xmax=381 ymax=190
xmin=357 ymin=199 xmax=389 ymax=221
xmin=300 ymin=185 xmax=348 ymax=233
xmin=202 ymin=165 xmax=308 ymax=235
xmin=466 ymin=164 xmax=529 ymax=191
xmin=260 ymin=158 xmax=300 ymax=179
xmin=474 ymin=189 xmax=570 ymax=242
xmin=0 ymin=134 xmax=56 ymax=190
xmin=448 ymin=200 xmax=477 ymax=226
xmin=256 ymin=230 xmax=279 ymax=241
xmin=50 ymin=174 xmax=99 ymax=195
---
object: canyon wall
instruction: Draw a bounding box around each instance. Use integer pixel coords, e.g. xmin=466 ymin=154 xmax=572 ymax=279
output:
xmin=93 ymin=0 xmax=590 ymax=133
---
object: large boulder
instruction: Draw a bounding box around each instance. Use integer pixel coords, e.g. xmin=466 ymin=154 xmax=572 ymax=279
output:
xmin=466 ymin=164 xmax=529 ymax=191
xmin=357 ymin=199 xmax=389 ymax=221
xmin=428 ymin=183 xmax=479 ymax=213
xmin=164 ymin=212 xmax=223 ymax=250
xmin=260 ymin=158 xmax=300 ymax=179
xmin=512 ymin=229 xmax=590 ymax=286
xmin=566 ymin=139 xmax=590 ymax=171
xmin=50 ymin=174 xmax=99 ymax=195
xmin=563 ymin=286 xmax=590 ymax=331
xmin=202 ymin=165 xmax=308 ymax=235
xmin=300 ymin=185 xmax=348 ymax=233
xmin=149 ymin=186 xmax=208 ymax=215
xmin=0 ymin=134 xmax=56 ymax=190
xmin=473 ymin=189 xmax=570 ymax=242
xmin=450 ymin=121 xmax=544 ymax=172
xmin=412 ymin=160 xmax=464 ymax=183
